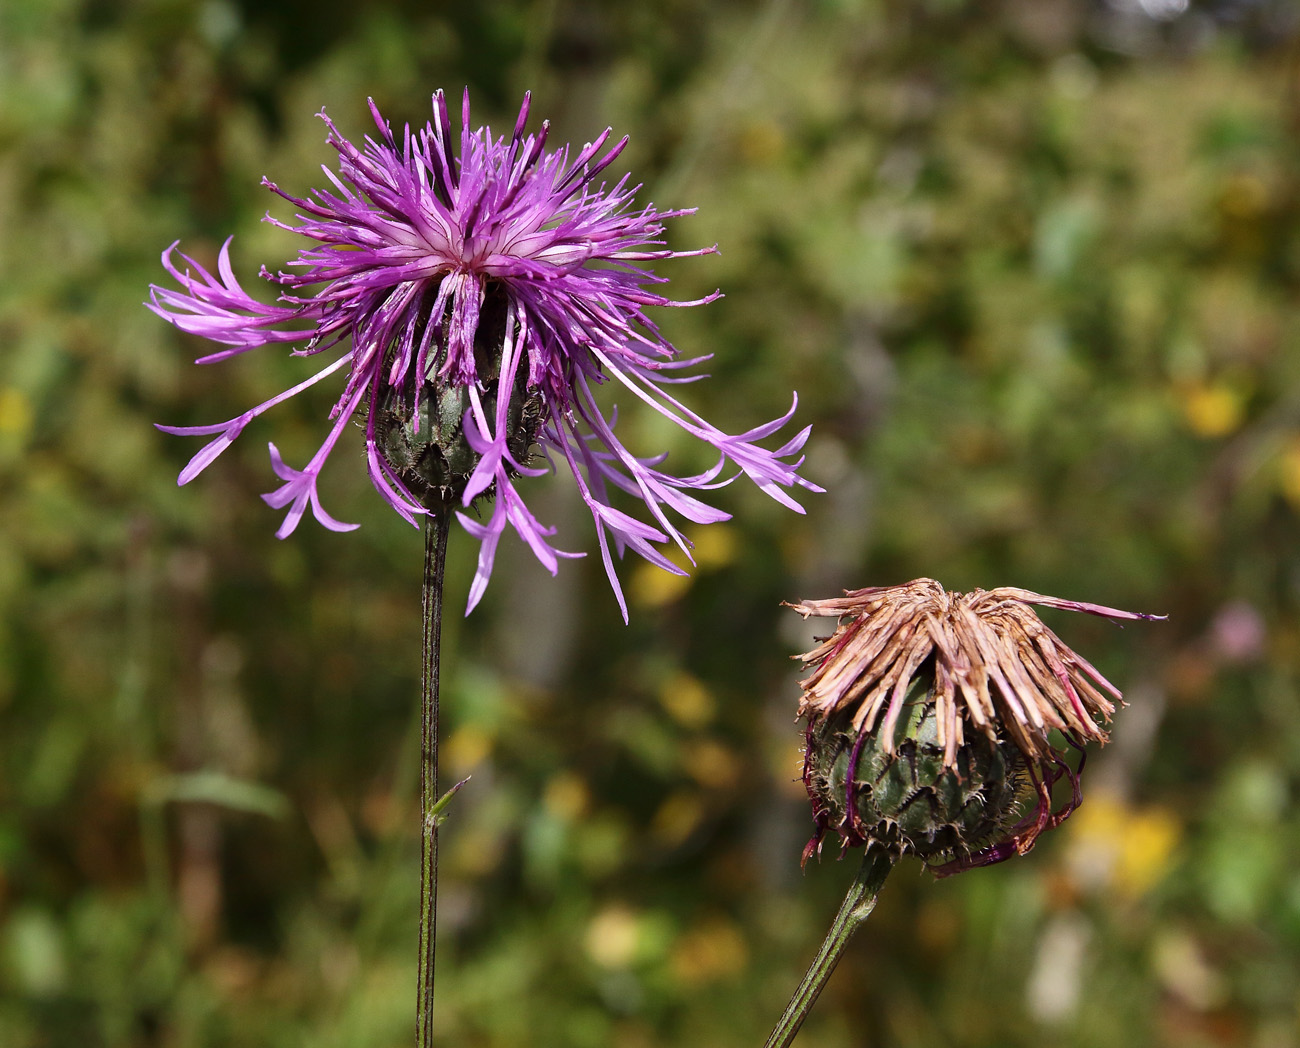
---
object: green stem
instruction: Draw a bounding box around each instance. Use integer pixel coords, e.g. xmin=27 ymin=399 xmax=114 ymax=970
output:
xmin=763 ymin=848 xmax=895 ymax=1048
xmin=416 ymin=513 xmax=450 ymax=1048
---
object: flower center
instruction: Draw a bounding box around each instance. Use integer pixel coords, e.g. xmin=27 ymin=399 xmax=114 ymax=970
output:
xmin=370 ymin=282 xmax=542 ymax=511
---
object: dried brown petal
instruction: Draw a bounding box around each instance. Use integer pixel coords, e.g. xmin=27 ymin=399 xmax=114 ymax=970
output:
xmin=789 ymin=579 xmax=1164 ymax=872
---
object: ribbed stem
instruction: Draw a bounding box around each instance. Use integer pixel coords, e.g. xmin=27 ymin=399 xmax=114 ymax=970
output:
xmin=763 ymin=848 xmax=895 ymax=1048
xmin=416 ymin=514 xmax=449 ymax=1048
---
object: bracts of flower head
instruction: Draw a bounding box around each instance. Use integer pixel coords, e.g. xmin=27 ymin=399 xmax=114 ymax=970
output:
xmin=149 ymin=90 xmax=822 ymax=620
xmin=788 ymin=579 xmax=1165 ymax=876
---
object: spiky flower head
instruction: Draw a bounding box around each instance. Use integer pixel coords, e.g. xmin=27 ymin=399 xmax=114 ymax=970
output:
xmin=149 ymin=90 xmax=820 ymax=617
xmin=789 ymin=579 xmax=1163 ymax=874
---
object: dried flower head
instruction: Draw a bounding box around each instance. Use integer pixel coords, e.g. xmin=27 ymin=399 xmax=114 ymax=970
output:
xmin=789 ymin=579 xmax=1163 ymax=874
xmin=149 ymin=90 xmax=820 ymax=617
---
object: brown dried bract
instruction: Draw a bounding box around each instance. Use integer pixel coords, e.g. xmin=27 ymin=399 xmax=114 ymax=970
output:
xmin=790 ymin=579 xmax=1165 ymax=872
xmin=788 ymin=578 xmax=1163 ymax=769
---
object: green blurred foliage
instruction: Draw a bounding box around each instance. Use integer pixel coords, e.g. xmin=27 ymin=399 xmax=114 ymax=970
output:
xmin=2 ymin=0 xmax=1299 ymax=1045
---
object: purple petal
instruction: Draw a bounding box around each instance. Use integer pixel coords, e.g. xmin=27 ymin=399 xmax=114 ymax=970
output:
xmin=152 ymin=89 xmax=823 ymax=617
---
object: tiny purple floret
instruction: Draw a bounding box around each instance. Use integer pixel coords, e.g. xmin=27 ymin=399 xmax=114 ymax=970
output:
xmin=150 ymin=90 xmax=821 ymax=617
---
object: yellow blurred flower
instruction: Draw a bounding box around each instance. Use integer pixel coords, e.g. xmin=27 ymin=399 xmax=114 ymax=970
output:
xmin=585 ymin=905 xmax=642 ymax=970
xmin=650 ymin=790 xmax=706 ymax=849
xmin=630 ymin=525 xmax=739 ymax=608
xmin=443 ymin=725 xmax=491 ymax=776
xmin=543 ymin=771 xmax=590 ymax=821
xmin=689 ymin=524 xmax=738 ymax=570
xmin=671 ymin=917 xmax=748 ymax=984
xmin=681 ymin=739 xmax=742 ymax=790
xmin=447 ymin=823 xmax=507 ymax=877
xmin=630 ymin=558 xmax=694 ymax=607
xmin=658 ymin=670 xmax=716 ymax=728
xmin=1064 ymin=791 xmax=1181 ymax=898
xmin=1217 ymin=171 xmax=1269 ymax=220
xmin=0 ymin=388 xmax=33 ymax=439
xmin=738 ymin=120 xmax=786 ymax=165
xmin=1277 ymin=438 xmax=1300 ymax=509
xmin=1117 ymin=807 xmax=1181 ymax=897
xmin=1181 ymin=381 xmax=1246 ymax=438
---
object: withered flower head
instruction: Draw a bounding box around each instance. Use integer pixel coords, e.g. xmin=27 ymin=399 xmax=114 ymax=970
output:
xmin=789 ymin=579 xmax=1163 ymax=875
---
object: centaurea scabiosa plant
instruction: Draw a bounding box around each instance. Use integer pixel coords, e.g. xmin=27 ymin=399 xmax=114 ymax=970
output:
xmin=762 ymin=579 xmax=1164 ymax=1048
xmin=150 ymin=88 xmax=818 ymax=619
xmin=149 ymin=90 xmax=819 ymax=1047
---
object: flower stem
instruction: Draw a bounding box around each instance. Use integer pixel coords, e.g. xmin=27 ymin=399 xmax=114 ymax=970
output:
xmin=416 ymin=512 xmax=450 ymax=1048
xmin=763 ymin=848 xmax=895 ymax=1048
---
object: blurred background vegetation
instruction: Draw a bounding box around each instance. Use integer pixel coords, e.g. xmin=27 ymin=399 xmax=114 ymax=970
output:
xmin=3 ymin=0 xmax=1300 ymax=1045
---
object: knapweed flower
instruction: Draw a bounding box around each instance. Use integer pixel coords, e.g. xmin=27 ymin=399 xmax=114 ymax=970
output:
xmin=789 ymin=579 xmax=1163 ymax=874
xmin=149 ymin=90 xmax=820 ymax=617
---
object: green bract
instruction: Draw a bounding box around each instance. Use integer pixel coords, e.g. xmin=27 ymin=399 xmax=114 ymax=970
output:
xmin=805 ymin=674 xmax=1026 ymax=863
xmin=373 ymin=289 xmax=543 ymax=511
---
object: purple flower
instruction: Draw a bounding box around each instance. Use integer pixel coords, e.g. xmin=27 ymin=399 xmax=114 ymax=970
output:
xmin=150 ymin=90 xmax=821 ymax=617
